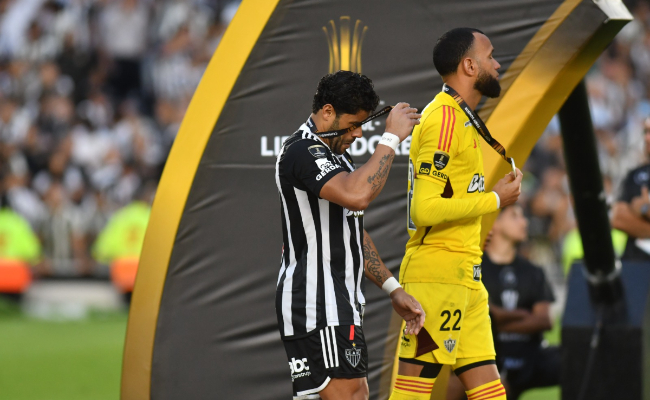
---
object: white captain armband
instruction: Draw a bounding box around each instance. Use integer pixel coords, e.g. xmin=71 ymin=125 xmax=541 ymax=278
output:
xmin=382 ymin=276 xmax=402 ymax=295
xmin=378 ymin=132 xmax=400 ymax=152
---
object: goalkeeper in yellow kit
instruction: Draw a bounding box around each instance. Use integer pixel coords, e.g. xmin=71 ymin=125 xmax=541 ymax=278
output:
xmin=389 ymin=28 xmax=522 ymax=400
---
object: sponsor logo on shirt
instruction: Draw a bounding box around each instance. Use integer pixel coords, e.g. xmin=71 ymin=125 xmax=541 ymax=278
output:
xmin=315 ymin=158 xmax=340 ymax=181
xmin=345 ymin=209 xmax=364 ymax=218
xmin=419 ymin=162 xmax=432 ymax=174
xmin=467 ymin=173 xmax=485 ymax=193
xmin=431 ymin=170 xmax=448 ymax=181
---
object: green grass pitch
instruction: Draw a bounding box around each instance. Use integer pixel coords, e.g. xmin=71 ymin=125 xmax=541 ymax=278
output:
xmin=0 ymin=304 xmax=560 ymax=400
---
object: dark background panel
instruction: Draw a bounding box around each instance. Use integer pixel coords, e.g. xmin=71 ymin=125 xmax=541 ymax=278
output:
xmin=153 ymin=0 xmax=564 ymax=399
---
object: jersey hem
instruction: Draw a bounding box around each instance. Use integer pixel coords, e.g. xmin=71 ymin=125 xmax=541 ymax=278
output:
xmin=281 ymin=321 xmax=362 ymax=341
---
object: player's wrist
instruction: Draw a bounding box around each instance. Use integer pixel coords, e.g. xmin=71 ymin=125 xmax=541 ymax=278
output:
xmin=378 ymin=132 xmax=400 ymax=152
xmin=382 ymin=276 xmax=402 ymax=296
xmin=492 ymin=191 xmax=501 ymax=209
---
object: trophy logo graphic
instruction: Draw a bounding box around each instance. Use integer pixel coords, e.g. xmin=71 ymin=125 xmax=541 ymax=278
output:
xmin=323 ymin=17 xmax=368 ymax=73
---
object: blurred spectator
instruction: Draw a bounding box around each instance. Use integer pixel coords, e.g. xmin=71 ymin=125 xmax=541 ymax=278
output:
xmin=99 ymin=0 xmax=149 ymax=102
xmin=93 ymin=181 xmax=154 ymax=296
xmin=0 ymin=198 xmax=40 ymax=298
xmin=561 ymin=228 xmax=627 ymax=274
xmin=0 ymin=197 xmax=41 ymax=264
xmin=528 ymin=166 xmax=574 ymax=243
xmin=39 ymin=181 xmax=94 ymax=276
xmin=611 ymin=117 xmax=650 ymax=261
xmin=92 ymin=182 xmax=154 ymax=266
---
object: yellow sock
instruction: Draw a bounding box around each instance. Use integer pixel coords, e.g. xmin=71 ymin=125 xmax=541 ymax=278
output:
xmin=389 ymin=375 xmax=435 ymax=400
xmin=465 ymin=379 xmax=506 ymax=400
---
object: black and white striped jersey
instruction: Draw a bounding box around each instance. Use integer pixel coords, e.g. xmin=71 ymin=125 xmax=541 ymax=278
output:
xmin=275 ymin=117 xmax=366 ymax=340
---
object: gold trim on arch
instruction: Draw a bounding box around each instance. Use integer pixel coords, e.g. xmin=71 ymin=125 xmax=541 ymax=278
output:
xmin=120 ymin=1 xmax=282 ymax=398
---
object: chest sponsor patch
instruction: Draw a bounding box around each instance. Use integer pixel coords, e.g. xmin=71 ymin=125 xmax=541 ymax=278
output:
xmin=434 ymin=151 xmax=449 ymax=170
xmin=467 ymin=173 xmax=485 ymax=193
xmin=308 ymin=145 xmax=328 ymax=158
xmin=419 ymin=162 xmax=432 ymax=174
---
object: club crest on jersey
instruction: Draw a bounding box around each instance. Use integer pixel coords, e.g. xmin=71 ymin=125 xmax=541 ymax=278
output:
xmin=501 ymin=289 xmax=519 ymax=310
xmin=345 ymin=344 xmax=361 ymax=367
xmin=434 ymin=151 xmax=449 ymax=170
xmin=473 ymin=265 xmax=481 ymax=282
xmin=467 ymin=173 xmax=485 ymax=193
xmin=308 ymin=145 xmax=327 ymax=158
xmin=464 ymin=120 xmax=472 ymax=127
xmin=444 ymin=338 xmax=456 ymax=353
xmin=419 ymin=162 xmax=432 ymax=175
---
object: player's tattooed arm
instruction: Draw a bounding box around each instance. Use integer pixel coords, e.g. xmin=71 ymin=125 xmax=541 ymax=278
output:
xmin=363 ymin=230 xmax=426 ymax=335
xmin=367 ymin=153 xmax=395 ymax=197
xmin=362 ymin=230 xmax=391 ymax=287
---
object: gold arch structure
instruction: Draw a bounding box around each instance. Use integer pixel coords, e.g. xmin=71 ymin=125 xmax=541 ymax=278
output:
xmin=120 ymin=0 xmax=631 ymax=399
xmin=120 ymin=1 xmax=282 ymax=398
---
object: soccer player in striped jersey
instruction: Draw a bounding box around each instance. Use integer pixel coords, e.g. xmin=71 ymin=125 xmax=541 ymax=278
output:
xmin=276 ymin=71 xmax=425 ymax=400
xmin=390 ymin=29 xmax=522 ymax=400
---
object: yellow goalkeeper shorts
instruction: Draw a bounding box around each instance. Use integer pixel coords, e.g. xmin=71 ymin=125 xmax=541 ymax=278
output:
xmin=398 ymin=282 xmax=495 ymax=367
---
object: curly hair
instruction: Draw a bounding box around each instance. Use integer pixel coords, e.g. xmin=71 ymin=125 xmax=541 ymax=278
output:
xmin=312 ymin=71 xmax=380 ymax=115
xmin=433 ymin=28 xmax=484 ymax=77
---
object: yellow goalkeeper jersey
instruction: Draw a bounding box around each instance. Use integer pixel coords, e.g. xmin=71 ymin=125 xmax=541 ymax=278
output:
xmin=400 ymin=91 xmax=499 ymax=289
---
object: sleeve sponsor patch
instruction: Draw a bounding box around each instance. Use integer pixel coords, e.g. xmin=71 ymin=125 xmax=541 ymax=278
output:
xmin=315 ymin=158 xmax=341 ymax=181
xmin=308 ymin=145 xmax=327 ymax=158
xmin=418 ymin=161 xmax=447 ymax=181
xmin=419 ymin=162 xmax=432 ymax=175
xmin=434 ymin=151 xmax=449 ymax=170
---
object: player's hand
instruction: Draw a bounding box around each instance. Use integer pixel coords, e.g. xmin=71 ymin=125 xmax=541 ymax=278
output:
xmin=492 ymin=168 xmax=523 ymax=208
xmin=385 ymin=102 xmax=421 ymax=142
xmin=389 ymin=288 xmax=425 ymax=335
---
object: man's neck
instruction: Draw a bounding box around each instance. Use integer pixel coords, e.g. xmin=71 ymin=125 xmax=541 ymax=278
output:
xmin=443 ymin=77 xmax=481 ymax=110
xmin=485 ymin=236 xmax=517 ymax=265
xmin=309 ymin=112 xmax=333 ymax=148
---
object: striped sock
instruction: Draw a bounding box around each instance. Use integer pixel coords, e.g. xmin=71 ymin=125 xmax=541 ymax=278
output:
xmin=389 ymin=375 xmax=435 ymax=400
xmin=465 ymin=379 xmax=506 ymax=400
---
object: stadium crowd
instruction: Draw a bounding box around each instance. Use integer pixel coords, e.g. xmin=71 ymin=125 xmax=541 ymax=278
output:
xmin=0 ymin=0 xmax=648 ymax=290
xmin=0 ymin=0 xmax=238 ymax=278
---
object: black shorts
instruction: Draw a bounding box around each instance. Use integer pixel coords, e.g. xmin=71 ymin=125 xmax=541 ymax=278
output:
xmin=283 ymin=325 xmax=367 ymax=399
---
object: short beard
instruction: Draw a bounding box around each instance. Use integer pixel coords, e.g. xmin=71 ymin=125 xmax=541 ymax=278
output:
xmin=474 ymin=69 xmax=501 ymax=98
xmin=327 ymin=116 xmax=344 ymax=155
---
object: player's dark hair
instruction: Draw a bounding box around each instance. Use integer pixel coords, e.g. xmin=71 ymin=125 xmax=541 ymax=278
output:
xmin=433 ymin=28 xmax=485 ymax=77
xmin=312 ymin=71 xmax=380 ymax=115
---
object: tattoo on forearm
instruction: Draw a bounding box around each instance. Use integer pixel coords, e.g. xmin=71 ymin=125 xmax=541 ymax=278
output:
xmin=363 ymin=235 xmax=389 ymax=285
xmin=367 ymin=153 xmax=394 ymax=195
